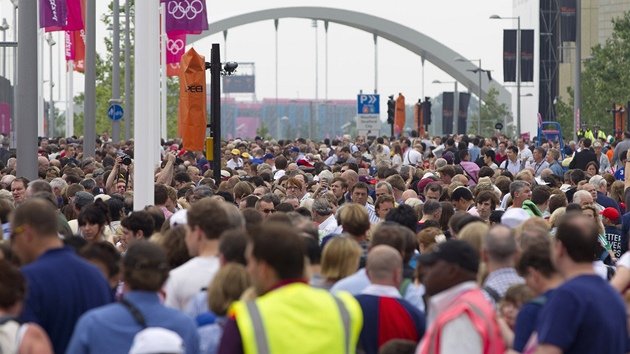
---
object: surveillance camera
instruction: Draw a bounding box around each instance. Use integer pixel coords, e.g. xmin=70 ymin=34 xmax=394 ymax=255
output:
xmin=223 ymin=62 xmax=238 ymax=74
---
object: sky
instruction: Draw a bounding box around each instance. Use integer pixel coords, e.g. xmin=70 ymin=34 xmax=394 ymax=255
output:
xmin=0 ymin=0 xmax=524 ymax=129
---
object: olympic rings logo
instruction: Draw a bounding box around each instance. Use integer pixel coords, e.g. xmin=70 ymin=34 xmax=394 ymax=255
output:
xmin=167 ymin=0 xmax=204 ymax=21
xmin=167 ymin=39 xmax=185 ymax=55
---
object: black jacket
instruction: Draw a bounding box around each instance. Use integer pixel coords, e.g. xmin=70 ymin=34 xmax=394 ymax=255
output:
xmin=569 ymin=149 xmax=598 ymax=171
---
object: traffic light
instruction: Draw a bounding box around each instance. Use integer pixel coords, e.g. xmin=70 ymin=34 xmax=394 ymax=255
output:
xmin=423 ymin=97 xmax=432 ymax=126
xmin=387 ymin=95 xmax=395 ymax=124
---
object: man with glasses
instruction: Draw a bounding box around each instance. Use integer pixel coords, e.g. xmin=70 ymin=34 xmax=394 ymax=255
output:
xmin=255 ymin=194 xmax=277 ymax=219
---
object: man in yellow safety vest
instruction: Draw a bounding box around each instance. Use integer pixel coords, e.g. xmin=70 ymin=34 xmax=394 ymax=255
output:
xmin=218 ymin=222 xmax=363 ymax=354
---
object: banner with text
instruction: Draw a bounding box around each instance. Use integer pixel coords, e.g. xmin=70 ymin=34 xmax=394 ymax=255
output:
xmin=39 ymin=0 xmax=68 ymax=29
xmin=521 ymin=30 xmax=535 ymax=82
xmin=561 ymin=0 xmax=577 ymax=42
xmin=503 ymin=29 xmax=517 ymax=82
xmin=178 ymin=48 xmax=207 ymax=151
xmin=442 ymin=92 xmax=454 ymax=135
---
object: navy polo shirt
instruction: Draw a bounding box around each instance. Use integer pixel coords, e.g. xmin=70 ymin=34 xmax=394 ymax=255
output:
xmin=20 ymin=247 xmax=112 ymax=354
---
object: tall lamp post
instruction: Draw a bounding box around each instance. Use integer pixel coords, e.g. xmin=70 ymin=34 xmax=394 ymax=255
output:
xmin=490 ymin=15 xmax=521 ymax=137
xmin=45 ymin=33 xmax=55 ymax=138
xmin=0 ymin=19 xmax=8 ymax=78
xmin=432 ymin=80 xmax=459 ymax=135
xmin=455 ymin=57 xmax=488 ymax=135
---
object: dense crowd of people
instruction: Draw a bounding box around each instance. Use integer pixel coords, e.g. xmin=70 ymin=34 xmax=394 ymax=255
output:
xmin=1 ymin=128 xmax=630 ymax=353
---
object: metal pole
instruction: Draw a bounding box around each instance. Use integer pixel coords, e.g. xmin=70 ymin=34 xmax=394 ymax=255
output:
xmin=112 ymin=0 xmax=120 ymax=143
xmin=211 ymin=43 xmax=221 ymax=184
xmin=275 ymin=19 xmax=279 ymax=139
xmin=16 ymin=0 xmax=37 ymax=180
xmin=313 ymin=20 xmax=318 ymax=103
xmin=1 ymin=24 xmax=6 ymax=78
xmin=12 ymin=3 xmax=17 ymax=147
xmin=83 ymin=0 xmax=96 ymax=158
xmin=134 ymin=0 xmax=158 ymax=210
xmin=325 ymin=21 xmax=329 ymax=99
xmin=48 ymin=37 xmax=54 ymax=138
xmin=421 ymin=57 xmax=425 ymax=98
xmin=454 ymin=82 xmax=459 ymax=135
xmin=124 ymin=0 xmax=131 ymax=140
xmin=67 ymin=60 xmax=73 ymax=137
xmin=516 ymin=16 xmax=522 ymax=137
xmin=478 ymin=59 xmax=482 ymax=136
xmin=574 ymin=0 xmax=581 ymax=140
xmin=373 ymin=33 xmax=377 ymax=94
xmin=38 ymin=29 xmax=43 ymax=137
xmin=160 ymin=3 xmax=167 ymax=141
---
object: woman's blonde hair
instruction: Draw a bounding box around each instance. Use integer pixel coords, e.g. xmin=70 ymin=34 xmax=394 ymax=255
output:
xmin=458 ymin=222 xmax=489 ymax=256
xmin=320 ymin=237 xmax=363 ymax=281
xmin=610 ymin=181 xmax=625 ymax=203
xmin=207 ymin=263 xmax=251 ymax=316
xmin=548 ymin=207 xmax=566 ymax=228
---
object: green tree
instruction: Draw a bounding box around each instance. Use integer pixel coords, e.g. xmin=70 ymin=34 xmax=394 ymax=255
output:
xmin=568 ymin=11 xmax=630 ymax=139
xmin=467 ymin=87 xmax=512 ymax=137
xmin=73 ymin=1 xmax=181 ymax=141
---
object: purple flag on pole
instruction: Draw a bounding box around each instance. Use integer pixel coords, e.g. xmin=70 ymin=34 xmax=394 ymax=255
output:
xmin=46 ymin=0 xmax=83 ymax=32
xmin=39 ymin=0 xmax=68 ymax=29
xmin=165 ymin=0 xmax=208 ymax=34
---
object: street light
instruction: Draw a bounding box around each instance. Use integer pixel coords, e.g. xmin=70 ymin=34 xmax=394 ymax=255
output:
xmin=455 ymin=57 xmax=487 ymax=135
xmin=0 ymin=18 xmax=9 ymax=78
xmin=432 ymin=79 xmax=459 ymax=135
xmin=45 ymin=33 xmax=55 ymax=138
xmin=490 ymin=14 xmax=522 ymax=138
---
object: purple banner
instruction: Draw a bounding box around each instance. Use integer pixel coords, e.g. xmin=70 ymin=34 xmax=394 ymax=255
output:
xmin=165 ymin=0 xmax=208 ymax=34
xmin=46 ymin=0 xmax=83 ymax=32
xmin=39 ymin=0 xmax=68 ymax=29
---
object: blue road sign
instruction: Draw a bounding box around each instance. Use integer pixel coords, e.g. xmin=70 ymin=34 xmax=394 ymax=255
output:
xmin=357 ymin=94 xmax=380 ymax=114
xmin=107 ymin=104 xmax=124 ymax=121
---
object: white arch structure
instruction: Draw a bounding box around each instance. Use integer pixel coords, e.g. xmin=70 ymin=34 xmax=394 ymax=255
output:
xmin=189 ymin=6 xmax=512 ymax=108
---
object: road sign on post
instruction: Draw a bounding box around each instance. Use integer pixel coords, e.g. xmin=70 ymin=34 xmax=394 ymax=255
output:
xmin=357 ymin=94 xmax=380 ymax=136
xmin=107 ymin=104 xmax=124 ymax=121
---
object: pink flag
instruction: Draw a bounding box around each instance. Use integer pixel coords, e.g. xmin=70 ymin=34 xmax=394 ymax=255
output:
xmin=165 ymin=0 xmax=208 ymax=34
xmin=46 ymin=0 xmax=84 ymax=32
xmin=166 ymin=32 xmax=186 ymax=64
xmin=64 ymin=30 xmax=75 ymax=61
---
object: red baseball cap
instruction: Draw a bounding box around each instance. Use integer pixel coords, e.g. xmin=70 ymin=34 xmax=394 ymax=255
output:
xmin=600 ymin=207 xmax=620 ymax=223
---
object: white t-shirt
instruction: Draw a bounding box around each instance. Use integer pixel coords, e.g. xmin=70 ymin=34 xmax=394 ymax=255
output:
xmin=164 ymin=256 xmax=220 ymax=311
xmin=403 ymin=148 xmax=423 ymax=166
xmin=519 ymin=148 xmax=533 ymax=163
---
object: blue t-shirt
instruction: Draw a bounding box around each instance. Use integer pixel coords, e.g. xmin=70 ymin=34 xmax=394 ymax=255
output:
xmin=615 ymin=167 xmax=625 ymax=181
xmin=21 ymin=247 xmax=112 ymax=354
xmin=513 ymin=290 xmax=553 ymax=352
xmin=536 ymin=275 xmax=629 ymax=354
xmin=604 ymin=225 xmax=625 ymax=259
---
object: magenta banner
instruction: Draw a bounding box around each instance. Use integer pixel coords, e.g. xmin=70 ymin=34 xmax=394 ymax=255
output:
xmin=46 ymin=0 xmax=83 ymax=32
xmin=65 ymin=30 xmax=75 ymax=61
xmin=0 ymin=103 xmax=11 ymax=136
xmin=39 ymin=0 xmax=68 ymax=29
xmin=167 ymin=32 xmax=186 ymax=64
xmin=165 ymin=0 xmax=208 ymax=34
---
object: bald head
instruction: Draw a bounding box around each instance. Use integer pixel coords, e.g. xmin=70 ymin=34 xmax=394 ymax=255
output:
xmin=401 ymin=189 xmax=418 ymax=203
xmin=366 ymin=245 xmax=403 ymax=286
xmin=452 ymin=174 xmax=468 ymax=185
xmin=342 ymin=170 xmax=358 ymax=186
xmin=483 ymin=224 xmax=518 ymax=265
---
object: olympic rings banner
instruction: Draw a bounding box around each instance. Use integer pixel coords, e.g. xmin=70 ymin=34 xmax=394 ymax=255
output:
xmin=165 ymin=0 xmax=208 ymax=34
xmin=167 ymin=32 xmax=187 ymax=64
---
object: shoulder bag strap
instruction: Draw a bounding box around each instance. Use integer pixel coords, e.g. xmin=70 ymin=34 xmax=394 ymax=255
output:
xmin=120 ymin=299 xmax=148 ymax=329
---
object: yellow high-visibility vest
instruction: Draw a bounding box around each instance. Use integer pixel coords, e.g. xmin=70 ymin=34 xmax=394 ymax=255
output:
xmin=229 ymin=282 xmax=363 ymax=354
